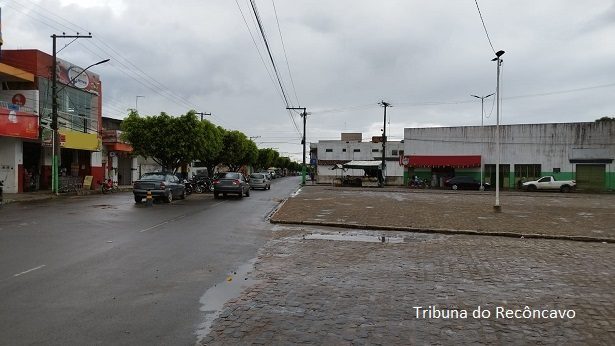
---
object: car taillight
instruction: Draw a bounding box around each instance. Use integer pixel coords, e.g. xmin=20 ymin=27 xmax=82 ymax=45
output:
xmin=232 ymin=179 xmax=240 ymax=185
xmin=213 ymin=179 xmax=220 ymax=184
xmin=160 ymin=182 xmax=166 ymax=189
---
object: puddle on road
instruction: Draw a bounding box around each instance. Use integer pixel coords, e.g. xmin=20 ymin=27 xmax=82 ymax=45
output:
xmin=304 ymin=233 xmax=404 ymax=243
xmin=195 ymin=259 xmax=258 ymax=344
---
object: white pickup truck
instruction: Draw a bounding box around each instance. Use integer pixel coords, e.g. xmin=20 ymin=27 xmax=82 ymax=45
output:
xmin=522 ymin=176 xmax=576 ymax=192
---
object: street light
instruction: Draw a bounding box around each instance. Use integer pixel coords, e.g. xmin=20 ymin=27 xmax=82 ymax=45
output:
xmin=471 ymin=92 xmax=495 ymax=191
xmin=51 ymin=58 xmax=110 ymax=194
xmin=491 ymin=50 xmax=505 ymax=212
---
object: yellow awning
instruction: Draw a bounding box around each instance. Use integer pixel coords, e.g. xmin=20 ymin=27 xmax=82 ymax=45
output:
xmin=59 ymin=129 xmax=101 ymax=151
xmin=0 ymin=63 xmax=35 ymax=82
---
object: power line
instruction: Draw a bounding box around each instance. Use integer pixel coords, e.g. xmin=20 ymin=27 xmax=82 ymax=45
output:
xmin=473 ymin=0 xmax=496 ymax=54
xmin=271 ymin=0 xmax=300 ymax=106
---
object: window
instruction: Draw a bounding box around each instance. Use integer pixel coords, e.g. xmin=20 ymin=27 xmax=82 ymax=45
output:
xmin=342 ymin=149 xmax=347 ymax=152
xmin=399 ymin=150 xmax=404 ymax=156
xmin=514 ymin=164 xmax=541 ymax=179
xmin=553 ymin=168 xmax=560 ymax=173
xmin=325 ymin=149 xmax=333 ymax=152
xmin=353 ymin=149 xmax=361 ymax=152
xmin=392 ymin=150 xmax=398 ymax=156
xmin=372 ymin=149 xmax=379 ymax=153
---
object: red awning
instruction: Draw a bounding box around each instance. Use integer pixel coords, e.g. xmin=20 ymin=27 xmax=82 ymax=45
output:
xmin=405 ymin=155 xmax=481 ymax=168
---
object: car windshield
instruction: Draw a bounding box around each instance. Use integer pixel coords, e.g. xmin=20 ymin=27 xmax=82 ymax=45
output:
xmin=251 ymin=174 xmax=265 ymax=179
xmin=217 ymin=172 xmax=240 ymax=179
xmin=140 ymin=173 xmax=166 ymax=180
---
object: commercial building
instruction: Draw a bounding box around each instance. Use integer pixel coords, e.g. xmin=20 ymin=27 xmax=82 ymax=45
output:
xmin=315 ymin=133 xmax=405 ymax=186
xmin=402 ymin=122 xmax=615 ymax=191
xmin=0 ymin=50 xmax=104 ymax=193
xmin=101 ymin=117 xmax=138 ymax=186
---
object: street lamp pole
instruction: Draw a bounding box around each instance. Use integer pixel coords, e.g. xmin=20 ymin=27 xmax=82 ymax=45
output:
xmin=471 ymin=92 xmax=495 ymax=190
xmin=378 ymin=101 xmax=391 ymax=188
xmin=491 ymin=50 xmax=505 ymax=212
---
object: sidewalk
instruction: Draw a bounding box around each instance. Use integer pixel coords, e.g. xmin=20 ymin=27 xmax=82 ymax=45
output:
xmin=1 ymin=186 xmax=133 ymax=205
xmin=270 ymin=185 xmax=615 ymax=242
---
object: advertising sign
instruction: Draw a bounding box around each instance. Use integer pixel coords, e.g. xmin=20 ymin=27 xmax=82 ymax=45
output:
xmin=0 ymin=107 xmax=38 ymax=139
xmin=0 ymin=90 xmax=39 ymax=114
xmin=56 ymin=58 xmax=102 ymax=95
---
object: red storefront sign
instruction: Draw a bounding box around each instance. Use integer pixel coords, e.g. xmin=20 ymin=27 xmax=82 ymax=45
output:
xmin=402 ymin=155 xmax=482 ymax=168
xmin=0 ymin=108 xmax=39 ymax=139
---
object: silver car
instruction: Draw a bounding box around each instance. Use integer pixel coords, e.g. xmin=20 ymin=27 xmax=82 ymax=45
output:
xmin=250 ymin=173 xmax=271 ymax=190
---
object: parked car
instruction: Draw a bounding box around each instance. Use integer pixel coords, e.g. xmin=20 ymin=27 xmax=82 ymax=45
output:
xmin=259 ymin=171 xmax=273 ymax=180
xmin=133 ymin=172 xmax=186 ymax=203
xmin=522 ymin=176 xmax=576 ymax=192
xmin=444 ymin=176 xmax=490 ymax=190
xmin=249 ymin=173 xmax=271 ymax=190
xmin=213 ymin=172 xmax=250 ymax=198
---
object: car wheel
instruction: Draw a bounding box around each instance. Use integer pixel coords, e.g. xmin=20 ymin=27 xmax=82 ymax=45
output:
xmin=245 ymin=188 xmax=250 ymax=197
xmin=528 ymin=185 xmax=537 ymax=192
xmin=239 ymin=191 xmax=244 ymax=198
xmin=452 ymin=184 xmax=458 ymax=190
xmin=134 ymin=196 xmax=142 ymax=204
xmin=560 ymin=185 xmax=571 ymax=193
xmin=214 ymin=192 xmax=219 ymax=199
xmin=181 ymin=189 xmax=186 ymax=199
xmin=165 ymin=191 xmax=173 ymax=203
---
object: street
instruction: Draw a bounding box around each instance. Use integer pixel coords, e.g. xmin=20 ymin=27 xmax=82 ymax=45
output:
xmin=0 ymin=176 xmax=301 ymax=345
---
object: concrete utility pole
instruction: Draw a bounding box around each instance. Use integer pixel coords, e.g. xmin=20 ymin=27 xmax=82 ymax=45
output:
xmin=286 ymin=107 xmax=307 ymax=185
xmin=378 ymin=101 xmax=391 ymax=188
xmin=195 ymin=112 xmax=211 ymax=121
xmin=51 ymin=33 xmax=92 ymax=194
xmin=491 ymin=50 xmax=505 ymax=212
xmin=471 ymin=92 xmax=495 ymax=191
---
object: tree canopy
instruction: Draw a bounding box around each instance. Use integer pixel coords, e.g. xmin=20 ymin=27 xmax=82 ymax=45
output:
xmin=121 ymin=110 xmax=300 ymax=174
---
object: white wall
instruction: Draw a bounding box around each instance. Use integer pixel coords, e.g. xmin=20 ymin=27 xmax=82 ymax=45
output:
xmin=0 ymin=137 xmax=21 ymax=193
xmin=403 ymin=122 xmax=615 ymax=173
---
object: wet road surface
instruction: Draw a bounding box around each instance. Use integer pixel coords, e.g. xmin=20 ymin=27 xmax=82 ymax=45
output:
xmin=0 ymin=176 xmax=300 ymax=345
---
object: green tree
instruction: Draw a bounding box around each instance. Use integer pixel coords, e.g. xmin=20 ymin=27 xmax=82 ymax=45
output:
xmin=256 ymin=148 xmax=277 ymax=171
xmin=121 ymin=110 xmax=206 ymax=172
xmin=595 ymin=116 xmax=615 ymax=122
xmin=221 ymin=130 xmax=251 ymax=171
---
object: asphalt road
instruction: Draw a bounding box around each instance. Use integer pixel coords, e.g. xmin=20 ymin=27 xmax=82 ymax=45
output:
xmin=0 ymin=176 xmax=300 ymax=345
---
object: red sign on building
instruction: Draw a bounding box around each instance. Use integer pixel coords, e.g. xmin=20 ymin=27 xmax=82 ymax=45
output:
xmin=0 ymin=107 xmax=39 ymax=139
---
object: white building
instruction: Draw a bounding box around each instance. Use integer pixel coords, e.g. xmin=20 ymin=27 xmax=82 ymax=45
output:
xmin=315 ymin=133 xmax=405 ymax=185
xmin=402 ymin=122 xmax=615 ymax=191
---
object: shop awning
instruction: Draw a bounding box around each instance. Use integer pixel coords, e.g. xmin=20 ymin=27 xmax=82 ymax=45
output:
xmin=342 ymin=160 xmax=383 ymax=170
xmin=405 ymin=155 xmax=481 ymax=168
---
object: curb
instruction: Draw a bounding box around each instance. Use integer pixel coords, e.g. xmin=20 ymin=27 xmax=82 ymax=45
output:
xmin=1 ymin=187 xmax=133 ymax=205
xmin=269 ymin=219 xmax=615 ymax=244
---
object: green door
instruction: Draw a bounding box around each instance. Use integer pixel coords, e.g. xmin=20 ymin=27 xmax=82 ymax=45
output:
xmin=576 ymin=164 xmax=605 ymax=191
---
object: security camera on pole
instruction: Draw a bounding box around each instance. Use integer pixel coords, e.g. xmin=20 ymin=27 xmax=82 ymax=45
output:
xmin=491 ymin=50 xmax=505 ymax=212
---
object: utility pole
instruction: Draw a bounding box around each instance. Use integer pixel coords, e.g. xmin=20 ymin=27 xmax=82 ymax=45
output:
xmin=471 ymin=92 xmax=495 ymax=191
xmin=378 ymin=101 xmax=391 ymax=188
xmin=195 ymin=112 xmax=211 ymax=121
xmin=491 ymin=50 xmax=505 ymax=212
xmin=286 ymin=107 xmax=307 ymax=185
xmin=51 ymin=33 xmax=92 ymax=194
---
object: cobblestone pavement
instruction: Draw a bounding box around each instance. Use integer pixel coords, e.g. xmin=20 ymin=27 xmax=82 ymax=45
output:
xmin=203 ymin=226 xmax=614 ymax=345
xmin=271 ymin=186 xmax=615 ymax=241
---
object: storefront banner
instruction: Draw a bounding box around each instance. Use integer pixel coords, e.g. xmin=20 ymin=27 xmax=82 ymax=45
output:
xmin=56 ymin=58 xmax=102 ymax=95
xmin=0 ymin=90 xmax=39 ymax=114
xmin=59 ymin=129 xmax=101 ymax=151
xmin=0 ymin=107 xmax=39 ymax=139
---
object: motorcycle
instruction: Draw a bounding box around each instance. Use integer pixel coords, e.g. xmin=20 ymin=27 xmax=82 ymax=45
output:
xmin=193 ymin=176 xmax=213 ymax=193
xmin=183 ymin=178 xmax=195 ymax=195
xmin=100 ymin=179 xmax=119 ymax=194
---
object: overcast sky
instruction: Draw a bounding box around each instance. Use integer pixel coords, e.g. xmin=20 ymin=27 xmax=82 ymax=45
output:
xmin=3 ymin=0 xmax=614 ymax=161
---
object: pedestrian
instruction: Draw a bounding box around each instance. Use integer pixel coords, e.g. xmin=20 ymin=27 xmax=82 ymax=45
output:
xmin=309 ymin=171 xmax=315 ymax=184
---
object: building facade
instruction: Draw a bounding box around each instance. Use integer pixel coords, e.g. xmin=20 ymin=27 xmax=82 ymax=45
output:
xmin=402 ymin=122 xmax=615 ymax=191
xmin=0 ymin=50 xmax=104 ymax=193
xmin=315 ymin=133 xmax=405 ymax=185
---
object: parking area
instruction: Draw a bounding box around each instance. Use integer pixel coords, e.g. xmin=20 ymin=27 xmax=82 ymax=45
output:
xmin=271 ymin=186 xmax=615 ymax=241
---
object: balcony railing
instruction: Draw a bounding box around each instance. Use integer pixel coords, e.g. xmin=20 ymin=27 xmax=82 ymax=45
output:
xmin=41 ymin=107 xmax=99 ymax=135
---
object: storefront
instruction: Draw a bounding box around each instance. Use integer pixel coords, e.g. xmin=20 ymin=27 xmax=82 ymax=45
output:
xmin=402 ymin=155 xmax=482 ymax=187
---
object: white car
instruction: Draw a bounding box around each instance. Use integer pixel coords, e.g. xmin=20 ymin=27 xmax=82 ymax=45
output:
xmin=522 ymin=176 xmax=576 ymax=192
